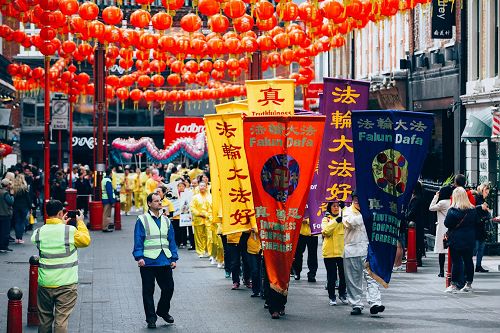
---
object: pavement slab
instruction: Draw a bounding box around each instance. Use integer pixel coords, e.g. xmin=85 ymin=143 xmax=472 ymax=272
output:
xmin=1 ymin=214 xmax=500 ymax=333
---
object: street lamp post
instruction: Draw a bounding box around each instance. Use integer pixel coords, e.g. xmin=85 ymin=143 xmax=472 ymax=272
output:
xmin=43 ymin=56 xmax=50 ymax=211
xmin=94 ymin=45 xmax=106 ymax=201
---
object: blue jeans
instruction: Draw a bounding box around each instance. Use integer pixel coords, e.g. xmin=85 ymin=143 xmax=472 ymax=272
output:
xmin=13 ymin=209 xmax=28 ymax=240
xmin=474 ymin=240 xmax=486 ymax=269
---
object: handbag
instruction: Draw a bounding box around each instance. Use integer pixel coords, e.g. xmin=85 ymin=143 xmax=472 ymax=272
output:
xmin=443 ymin=212 xmax=468 ymax=249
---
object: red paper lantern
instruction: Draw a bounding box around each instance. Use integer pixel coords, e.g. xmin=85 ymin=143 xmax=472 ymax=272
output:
xmin=167 ymin=73 xmax=181 ymax=86
xmin=223 ymin=0 xmax=246 ymax=19
xmin=198 ymin=0 xmax=220 ymax=17
xmin=181 ymin=13 xmax=202 ymax=33
xmin=102 ymin=6 xmax=123 ymax=26
xmin=130 ymin=9 xmax=151 ymax=29
xmin=151 ymin=74 xmax=165 ymax=87
xmin=320 ymin=0 xmax=344 ymax=21
xmin=233 ymin=14 xmax=254 ymax=33
xmin=255 ymin=1 xmax=274 ymax=20
xmin=241 ymin=36 xmax=258 ymax=53
xmin=152 ymin=12 xmax=172 ymax=31
xmin=199 ymin=60 xmax=213 ymax=73
xmin=78 ymin=1 xmax=99 ymax=21
xmin=256 ymin=15 xmax=277 ymax=31
xmin=161 ymin=0 xmax=184 ymax=11
xmin=209 ymin=14 xmax=229 ymax=34
xmin=226 ymin=58 xmax=240 ymax=71
xmin=213 ymin=59 xmax=226 ymax=71
xmin=39 ymin=0 xmax=58 ymax=11
xmin=224 ymin=37 xmax=241 ymax=54
xmin=59 ymin=0 xmax=79 ymax=16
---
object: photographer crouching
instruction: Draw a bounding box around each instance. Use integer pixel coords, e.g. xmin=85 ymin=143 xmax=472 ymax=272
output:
xmin=31 ymin=200 xmax=91 ymax=333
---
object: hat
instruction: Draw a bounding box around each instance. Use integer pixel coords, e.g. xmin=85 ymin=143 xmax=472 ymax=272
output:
xmin=1 ymin=179 xmax=11 ymax=187
xmin=124 ymin=165 xmax=130 ymax=170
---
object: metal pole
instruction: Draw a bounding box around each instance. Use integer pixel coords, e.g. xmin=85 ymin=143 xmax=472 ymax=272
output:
xmin=43 ymin=56 xmax=50 ymax=206
xmin=68 ymin=102 xmax=73 ymax=188
xmin=95 ymin=45 xmax=106 ymax=201
xmin=58 ymin=130 xmax=62 ymax=169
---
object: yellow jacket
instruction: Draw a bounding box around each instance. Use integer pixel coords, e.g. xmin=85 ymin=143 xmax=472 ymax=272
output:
xmin=300 ymin=218 xmax=312 ymax=236
xmin=227 ymin=232 xmax=242 ymax=244
xmin=140 ymin=173 xmax=150 ymax=193
xmin=121 ymin=174 xmax=134 ymax=193
xmin=190 ymin=192 xmax=212 ymax=226
xmin=188 ymin=168 xmax=203 ymax=181
xmin=133 ymin=173 xmax=142 ymax=193
xmin=321 ymin=213 xmax=344 ymax=258
xmin=247 ymin=231 xmax=261 ymax=254
xmin=161 ymin=198 xmax=174 ymax=215
xmin=145 ymin=178 xmax=158 ymax=195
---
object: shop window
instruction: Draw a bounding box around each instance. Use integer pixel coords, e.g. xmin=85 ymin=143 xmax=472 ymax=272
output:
xmin=119 ymin=99 xmax=151 ymax=127
xmin=21 ymin=102 xmax=36 ymax=127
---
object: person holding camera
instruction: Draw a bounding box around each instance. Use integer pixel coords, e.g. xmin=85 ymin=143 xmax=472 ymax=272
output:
xmin=322 ymin=201 xmax=347 ymax=306
xmin=133 ymin=193 xmax=178 ymax=329
xmin=429 ymin=185 xmax=453 ymax=277
xmin=31 ymin=200 xmax=91 ymax=333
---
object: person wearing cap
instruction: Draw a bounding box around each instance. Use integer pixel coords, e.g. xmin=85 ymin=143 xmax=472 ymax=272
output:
xmin=120 ymin=166 xmax=133 ymax=216
xmin=343 ymin=191 xmax=384 ymax=316
xmin=0 ymin=179 xmax=14 ymax=253
xmin=31 ymin=200 xmax=91 ymax=332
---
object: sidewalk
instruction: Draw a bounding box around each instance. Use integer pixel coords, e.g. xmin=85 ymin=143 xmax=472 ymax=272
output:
xmin=1 ymin=214 xmax=500 ymax=332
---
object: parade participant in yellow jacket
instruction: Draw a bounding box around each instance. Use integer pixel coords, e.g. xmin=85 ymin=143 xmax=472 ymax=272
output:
xmin=188 ymin=161 xmax=204 ymax=182
xmin=189 ymin=182 xmax=212 ymax=257
xmin=133 ymin=167 xmax=142 ymax=213
xmin=322 ymin=201 xmax=347 ymax=306
xmin=120 ymin=166 xmax=133 ymax=215
xmin=141 ymin=168 xmax=152 ymax=212
xmin=144 ymin=169 xmax=159 ymax=211
xmin=292 ymin=217 xmax=318 ymax=282
xmin=247 ymin=230 xmax=262 ymax=297
xmin=31 ymin=200 xmax=91 ymax=333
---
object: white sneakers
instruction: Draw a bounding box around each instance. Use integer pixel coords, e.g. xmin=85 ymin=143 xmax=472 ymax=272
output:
xmin=461 ymin=283 xmax=473 ymax=292
xmin=210 ymin=257 xmax=217 ymax=265
xmin=217 ymin=263 xmax=223 ymax=269
xmin=444 ymin=283 xmax=473 ymax=293
xmin=329 ymin=299 xmax=337 ymax=306
xmin=444 ymin=285 xmax=459 ymax=293
xmin=393 ymin=265 xmax=405 ymax=272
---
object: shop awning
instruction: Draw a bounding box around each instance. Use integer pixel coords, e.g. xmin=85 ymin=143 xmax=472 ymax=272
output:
xmin=461 ymin=108 xmax=492 ymax=143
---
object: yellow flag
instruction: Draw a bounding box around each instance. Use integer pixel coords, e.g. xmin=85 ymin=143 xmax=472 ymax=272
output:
xmin=215 ymin=101 xmax=249 ymax=115
xmin=245 ymin=79 xmax=295 ymax=116
xmin=204 ymin=117 xmax=223 ymax=223
xmin=204 ymin=113 xmax=256 ymax=234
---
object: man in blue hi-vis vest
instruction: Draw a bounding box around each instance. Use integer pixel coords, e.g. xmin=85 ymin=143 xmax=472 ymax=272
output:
xmin=133 ymin=192 xmax=178 ymax=329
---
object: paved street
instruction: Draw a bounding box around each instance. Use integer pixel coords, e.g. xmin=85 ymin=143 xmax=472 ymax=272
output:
xmin=1 ymin=214 xmax=500 ymax=333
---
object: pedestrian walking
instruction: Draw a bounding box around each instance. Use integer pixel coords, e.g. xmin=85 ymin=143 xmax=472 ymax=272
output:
xmin=343 ymin=191 xmax=385 ymax=316
xmin=121 ymin=166 xmax=133 ymax=215
xmin=101 ymin=168 xmax=115 ymax=232
xmin=12 ymin=174 xmax=31 ymax=244
xmin=321 ymin=201 xmax=347 ymax=306
xmin=247 ymin=230 xmax=262 ymax=297
xmin=444 ymin=187 xmax=487 ymax=293
xmin=190 ymin=182 xmax=212 ymax=257
xmin=474 ymin=182 xmax=491 ymax=273
xmin=429 ymin=185 xmax=453 ymax=277
xmin=0 ymin=179 xmax=14 ymax=253
xmin=292 ymin=217 xmax=318 ymax=282
xmin=133 ymin=193 xmax=178 ymax=329
xmin=31 ymin=200 xmax=91 ymax=333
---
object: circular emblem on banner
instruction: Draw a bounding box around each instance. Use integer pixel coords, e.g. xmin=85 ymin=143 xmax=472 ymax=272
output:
xmin=261 ymin=154 xmax=300 ymax=203
xmin=372 ymin=149 xmax=408 ymax=197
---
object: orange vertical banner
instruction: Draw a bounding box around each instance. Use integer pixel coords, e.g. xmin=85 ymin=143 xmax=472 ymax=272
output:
xmin=243 ymin=116 xmax=325 ymax=295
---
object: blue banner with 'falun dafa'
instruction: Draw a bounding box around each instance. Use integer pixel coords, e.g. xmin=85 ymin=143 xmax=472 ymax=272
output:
xmin=350 ymin=110 xmax=434 ymax=286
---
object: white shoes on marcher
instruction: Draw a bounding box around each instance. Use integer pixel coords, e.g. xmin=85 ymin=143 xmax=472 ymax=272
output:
xmin=329 ymin=299 xmax=337 ymax=306
xmin=461 ymin=283 xmax=473 ymax=292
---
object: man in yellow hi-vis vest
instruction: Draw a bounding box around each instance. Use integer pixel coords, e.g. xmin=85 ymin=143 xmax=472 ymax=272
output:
xmin=133 ymin=192 xmax=179 ymax=329
xmin=31 ymin=200 xmax=91 ymax=333
xmin=101 ymin=168 xmax=116 ymax=232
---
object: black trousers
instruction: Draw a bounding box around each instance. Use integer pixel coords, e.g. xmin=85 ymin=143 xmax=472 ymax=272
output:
xmin=0 ymin=216 xmax=11 ymax=250
xmin=324 ymin=257 xmax=346 ymax=300
xmin=450 ymin=247 xmax=474 ymax=285
xmin=139 ymin=266 xmax=174 ymax=323
xmin=263 ymin=258 xmax=287 ymax=314
xmin=228 ymin=233 xmax=250 ymax=284
xmin=247 ymin=252 xmax=261 ymax=294
xmin=221 ymin=235 xmax=231 ymax=274
xmin=293 ymin=235 xmax=318 ymax=277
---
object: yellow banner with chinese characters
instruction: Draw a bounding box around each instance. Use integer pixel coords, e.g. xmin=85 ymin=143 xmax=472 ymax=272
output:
xmin=204 ymin=117 xmax=223 ymax=223
xmin=204 ymin=113 xmax=256 ymax=234
xmin=215 ymin=101 xmax=249 ymax=115
xmin=245 ymin=79 xmax=295 ymax=116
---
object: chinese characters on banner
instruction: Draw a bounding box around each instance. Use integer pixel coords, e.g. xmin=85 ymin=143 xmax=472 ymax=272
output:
xmin=204 ymin=117 xmax=223 ymax=224
xmin=243 ymin=116 xmax=325 ymax=295
xmin=245 ymin=79 xmax=295 ymax=116
xmin=307 ymin=79 xmax=370 ymax=234
xmin=351 ymin=110 xmax=434 ymax=286
xmin=205 ymin=113 xmax=257 ymax=235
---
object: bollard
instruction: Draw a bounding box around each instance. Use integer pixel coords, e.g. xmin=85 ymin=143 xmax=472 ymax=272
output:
xmin=7 ymin=287 xmax=23 ymax=333
xmin=89 ymin=201 xmax=103 ymax=231
xmin=114 ymin=200 xmax=122 ymax=231
xmin=28 ymin=255 xmax=40 ymax=326
xmin=65 ymin=188 xmax=77 ymax=211
xmin=406 ymin=221 xmax=417 ymax=273
xmin=446 ymin=248 xmax=452 ymax=288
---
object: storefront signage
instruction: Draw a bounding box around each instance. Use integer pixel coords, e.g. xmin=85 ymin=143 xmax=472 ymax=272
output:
xmin=164 ymin=117 xmax=205 ymax=148
xmin=431 ymin=0 xmax=455 ymax=39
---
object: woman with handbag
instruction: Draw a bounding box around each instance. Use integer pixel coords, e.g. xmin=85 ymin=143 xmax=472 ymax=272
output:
xmin=429 ymin=185 xmax=453 ymax=277
xmin=443 ymin=187 xmax=488 ymax=293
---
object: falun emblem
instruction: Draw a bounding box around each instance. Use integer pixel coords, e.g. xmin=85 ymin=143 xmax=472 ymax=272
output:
xmin=372 ymin=149 xmax=408 ymax=197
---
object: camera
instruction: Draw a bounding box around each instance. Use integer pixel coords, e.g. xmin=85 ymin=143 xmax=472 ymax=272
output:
xmin=67 ymin=210 xmax=78 ymax=219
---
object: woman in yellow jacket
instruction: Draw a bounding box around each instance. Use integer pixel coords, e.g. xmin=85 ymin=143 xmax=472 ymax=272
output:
xmin=322 ymin=201 xmax=347 ymax=306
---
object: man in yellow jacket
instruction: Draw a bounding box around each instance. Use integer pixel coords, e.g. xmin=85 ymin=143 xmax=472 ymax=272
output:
xmin=189 ymin=182 xmax=212 ymax=257
xmin=31 ymin=200 xmax=91 ymax=333
xmin=292 ymin=217 xmax=318 ymax=282
xmin=133 ymin=167 xmax=143 ymax=213
xmin=141 ymin=168 xmax=152 ymax=212
xmin=321 ymin=201 xmax=347 ymax=306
